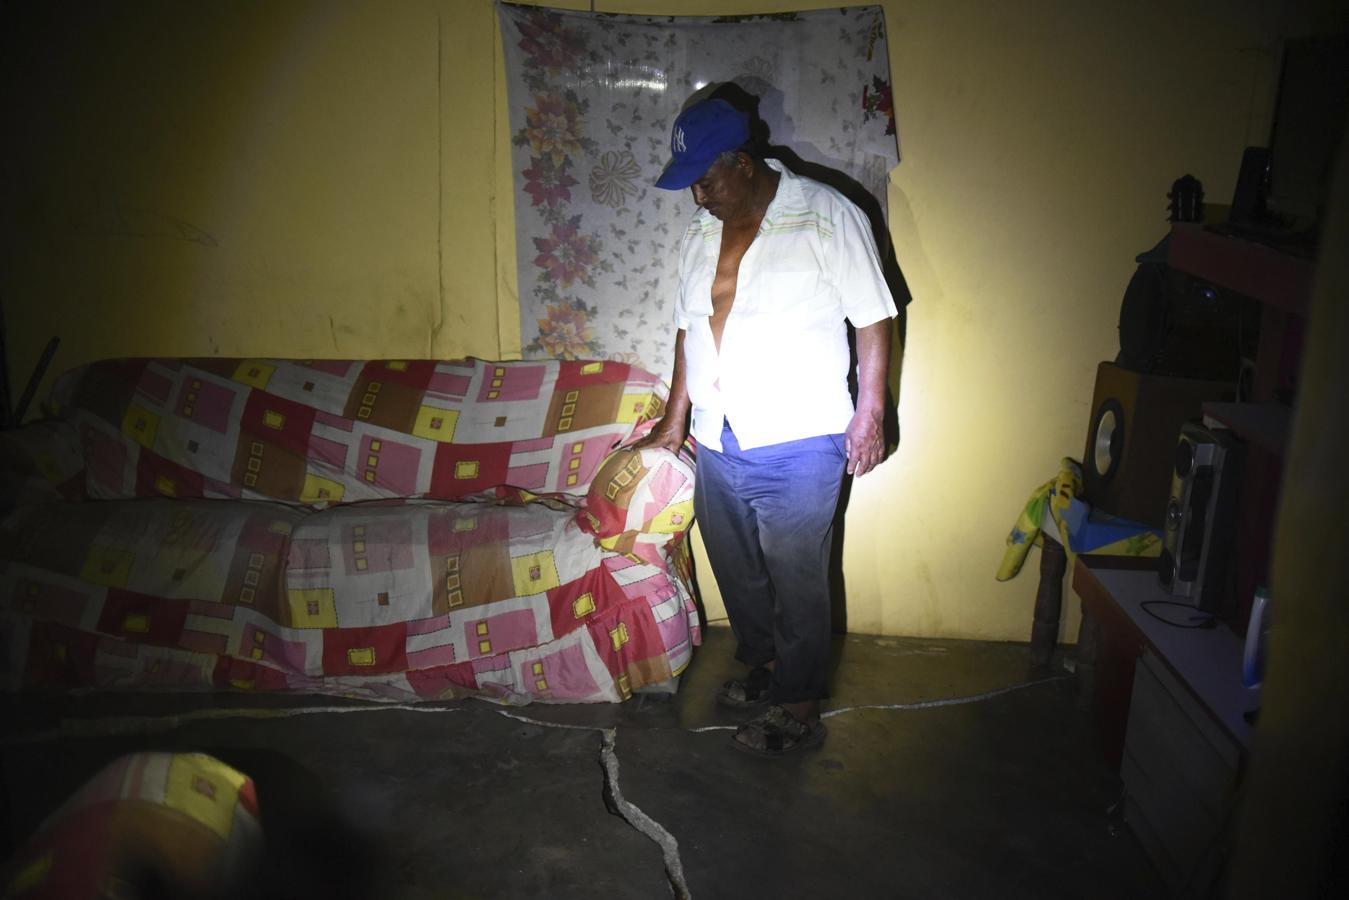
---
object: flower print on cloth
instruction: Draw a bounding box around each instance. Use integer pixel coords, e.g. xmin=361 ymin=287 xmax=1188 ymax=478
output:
xmin=515 ymin=9 xmax=587 ymax=77
xmin=862 ymin=76 xmax=896 ymax=136
xmin=532 ymin=299 xmax=603 ymax=359
xmin=533 ymin=216 xmax=602 ymax=289
xmin=499 ymin=4 xmax=901 ymax=377
xmin=590 ymin=151 xmax=641 ymax=210
xmin=522 ymin=91 xmax=588 ymax=165
xmin=523 ymin=155 xmax=578 ymax=208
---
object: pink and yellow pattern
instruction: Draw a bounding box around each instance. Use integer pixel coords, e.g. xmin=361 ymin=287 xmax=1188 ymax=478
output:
xmin=0 ymin=358 xmax=700 ymax=704
xmin=0 ymin=753 xmax=261 ymax=900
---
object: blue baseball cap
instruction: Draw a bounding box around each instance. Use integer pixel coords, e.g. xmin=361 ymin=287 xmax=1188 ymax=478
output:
xmin=655 ymin=99 xmax=750 ymax=190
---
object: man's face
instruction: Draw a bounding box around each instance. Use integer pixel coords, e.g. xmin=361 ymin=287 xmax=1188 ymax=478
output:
xmin=689 ymin=154 xmax=752 ymax=221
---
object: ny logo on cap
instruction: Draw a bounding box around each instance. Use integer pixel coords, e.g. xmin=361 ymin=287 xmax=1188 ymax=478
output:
xmin=672 ymin=126 xmax=687 ymax=155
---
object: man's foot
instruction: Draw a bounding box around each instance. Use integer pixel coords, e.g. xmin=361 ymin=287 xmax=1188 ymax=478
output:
xmin=714 ymin=664 xmax=774 ymax=708
xmin=731 ymin=704 xmax=826 ymax=756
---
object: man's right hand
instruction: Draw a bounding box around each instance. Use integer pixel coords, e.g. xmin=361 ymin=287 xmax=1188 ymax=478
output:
xmin=632 ymin=329 xmax=691 ymax=455
xmin=629 ymin=418 xmax=687 ymax=454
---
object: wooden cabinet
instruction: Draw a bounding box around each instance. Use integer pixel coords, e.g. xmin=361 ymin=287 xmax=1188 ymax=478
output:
xmin=1122 ymin=650 xmax=1241 ymax=897
xmin=1073 ymin=559 xmax=1254 ymax=897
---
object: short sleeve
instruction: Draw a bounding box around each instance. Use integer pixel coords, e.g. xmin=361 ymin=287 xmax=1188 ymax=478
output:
xmin=827 ymin=195 xmax=898 ymax=328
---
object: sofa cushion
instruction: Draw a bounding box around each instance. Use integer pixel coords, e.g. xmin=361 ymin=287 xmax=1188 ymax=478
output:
xmin=273 ymin=499 xmax=695 ymax=699
xmin=0 ymin=497 xmax=699 ymax=703
xmin=50 ymin=358 xmax=669 ymax=506
xmin=0 ymin=497 xmax=303 ymax=615
xmin=0 ymin=420 xmax=85 ymax=506
xmin=578 ymin=445 xmax=696 ymax=566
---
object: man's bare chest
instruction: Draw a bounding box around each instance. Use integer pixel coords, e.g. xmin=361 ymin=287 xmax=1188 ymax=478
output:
xmin=711 ymin=223 xmax=760 ymax=305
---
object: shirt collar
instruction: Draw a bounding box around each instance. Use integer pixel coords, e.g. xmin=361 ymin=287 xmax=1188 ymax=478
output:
xmin=691 ymin=157 xmax=803 ymax=230
xmin=760 ymin=158 xmax=804 ymax=227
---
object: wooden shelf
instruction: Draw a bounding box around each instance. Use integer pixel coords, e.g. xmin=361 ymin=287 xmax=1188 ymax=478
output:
xmin=1203 ymin=401 xmax=1293 ymax=456
xmin=1168 ymin=223 xmax=1315 ymax=318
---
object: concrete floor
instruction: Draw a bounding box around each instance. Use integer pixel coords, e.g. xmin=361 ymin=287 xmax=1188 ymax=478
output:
xmin=1 ymin=627 xmax=1167 ymax=899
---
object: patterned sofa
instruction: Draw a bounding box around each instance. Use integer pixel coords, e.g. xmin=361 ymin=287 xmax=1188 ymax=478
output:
xmin=0 ymin=358 xmax=699 ymax=704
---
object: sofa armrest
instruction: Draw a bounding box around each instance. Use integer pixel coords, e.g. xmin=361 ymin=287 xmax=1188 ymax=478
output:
xmin=577 ymin=444 xmax=695 ymax=556
xmin=0 ymin=419 xmax=86 ymax=506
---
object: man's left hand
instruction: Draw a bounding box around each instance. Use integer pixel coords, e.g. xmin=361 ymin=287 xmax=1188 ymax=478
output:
xmin=844 ymin=408 xmax=885 ymax=477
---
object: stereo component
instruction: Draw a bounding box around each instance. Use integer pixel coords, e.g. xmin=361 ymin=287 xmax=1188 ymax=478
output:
xmin=1158 ymin=421 xmax=1245 ymax=612
xmin=1083 ymin=362 xmax=1235 ymax=527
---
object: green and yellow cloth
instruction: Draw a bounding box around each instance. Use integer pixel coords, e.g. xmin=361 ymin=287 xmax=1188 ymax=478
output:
xmin=997 ymin=457 xmax=1163 ymax=581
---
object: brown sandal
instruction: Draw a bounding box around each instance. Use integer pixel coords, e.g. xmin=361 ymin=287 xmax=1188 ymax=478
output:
xmin=714 ymin=665 xmax=774 ymax=708
xmin=732 ymin=705 xmax=827 ymax=756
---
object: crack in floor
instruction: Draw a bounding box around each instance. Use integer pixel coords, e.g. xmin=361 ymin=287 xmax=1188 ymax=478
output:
xmin=600 ymin=727 xmax=691 ymax=899
xmin=492 ymin=709 xmax=690 ymax=898
xmin=2 ymin=675 xmax=1072 ymax=899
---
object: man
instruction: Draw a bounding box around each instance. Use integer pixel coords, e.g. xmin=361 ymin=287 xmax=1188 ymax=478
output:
xmin=637 ymin=96 xmax=897 ymax=756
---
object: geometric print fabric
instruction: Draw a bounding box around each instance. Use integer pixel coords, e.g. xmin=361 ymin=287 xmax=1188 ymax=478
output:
xmin=0 ymin=357 xmax=700 ymax=704
xmin=50 ymin=357 xmax=667 ymax=507
xmin=0 ymin=752 xmax=262 ymax=899
xmin=0 ymin=495 xmax=697 ymax=703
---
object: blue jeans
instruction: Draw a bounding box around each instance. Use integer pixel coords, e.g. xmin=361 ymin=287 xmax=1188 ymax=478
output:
xmin=695 ymin=420 xmax=846 ymax=703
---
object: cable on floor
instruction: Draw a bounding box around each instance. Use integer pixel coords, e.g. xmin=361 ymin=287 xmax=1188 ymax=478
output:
xmin=687 ymin=673 xmax=1074 ymax=733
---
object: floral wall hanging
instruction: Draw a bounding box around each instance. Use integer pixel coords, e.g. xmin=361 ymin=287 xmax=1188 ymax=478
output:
xmin=498 ymin=3 xmax=900 ymax=376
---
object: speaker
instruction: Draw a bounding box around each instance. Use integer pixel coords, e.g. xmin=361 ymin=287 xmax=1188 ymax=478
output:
xmin=1117 ymin=264 xmax=1249 ymax=380
xmin=1083 ymin=362 xmax=1235 ymax=527
xmin=1158 ymin=422 xmax=1245 ymax=612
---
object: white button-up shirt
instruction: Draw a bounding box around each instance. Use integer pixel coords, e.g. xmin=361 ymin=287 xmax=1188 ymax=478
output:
xmin=674 ymin=159 xmax=897 ymax=452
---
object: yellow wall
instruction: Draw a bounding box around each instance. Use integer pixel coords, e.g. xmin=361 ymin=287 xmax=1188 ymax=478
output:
xmin=1 ymin=0 xmax=1317 ymax=640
